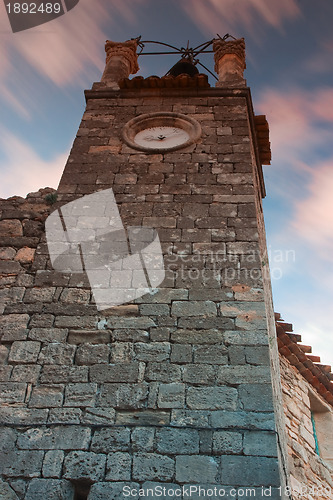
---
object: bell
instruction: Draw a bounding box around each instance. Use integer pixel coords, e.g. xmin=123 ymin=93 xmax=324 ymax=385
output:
xmin=167 ymin=58 xmax=199 ymax=77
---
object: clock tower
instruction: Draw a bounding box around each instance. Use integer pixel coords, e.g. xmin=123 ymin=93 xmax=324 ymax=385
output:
xmin=0 ymin=37 xmax=290 ymax=499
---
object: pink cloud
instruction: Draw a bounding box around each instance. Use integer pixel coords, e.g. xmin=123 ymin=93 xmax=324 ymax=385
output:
xmin=292 ymin=160 xmax=333 ymax=261
xmin=0 ymin=129 xmax=67 ymax=198
xmin=179 ymin=0 xmax=300 ymax=38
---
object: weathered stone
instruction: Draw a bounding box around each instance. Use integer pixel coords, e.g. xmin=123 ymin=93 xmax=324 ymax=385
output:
xmin=213 ymin=431 xmax=243 ymax=454
xmin=145 ymin=362 xmax=181 ymax=382
xmin=210 ymin=410 xmax=276 ymax=431
xmin=106 ymin=452 xmax=132 ymax=480
xmin=132 ymin=453 xmax=174 ymax=481
xmin=25 ymin=479 xmax=75 ymax=500
xmin=42 ymin=450 xmax=65 ymax=478
xmin=98 ymin=383 xmax=148 ymax=409
xmin=170 ymin=410 xmax=210 ymax=428
xmin=40 ymin=365 xmax=88 ymax=383
xmin=238 ymin=384 xmax=274 ymax=411
xmin=28 ymin=328 xmax=68 ymax=342
xmin=24 ymin=287 xmax=56 ymax=303
xmin=0 ymin=219 xmax=22 ymax=236
xmin=157 ymin=383 xmax=185 ymax=408
xmin=116 ymin=411 xmax=170 ymax=426
xmin=17 ymin=426 xmax=91 ymax=450
xmin=134 ymin=342 xmax=170 ymax=362
xmin=8 ymin=341 xmax=41 ymax=364
xmin=183 ymin=365 xmax=216 ymax=385
xmin=220 ymin=456 xmax=280 ymax=486
xmin=38 ymin=343 xmax=76 ymax=365
xmin=171 ymin=328 xmax=224 ymax=344
xmin=107 ymin=317 xmax=156 ymax=329
xmin=170 ymin=344 xmax=193 ymax=363
xmin=14 ymin=247 xmax=35 ymax=263
xmin=193 ymin=345 xmax=228 ymax=364
xmin=2 ymin=451 xmax=44 ymax=477
xmin=187 ymin=386 xmax=238 ymax=410
xmin=131 ymin=427 xmax=155 ymax=452
xmin=0 ymin=382 xmax=26 ymax=404
xmin=217 ymin=365 xmax=272 ymax=385
xmin=0 ymin=366 xmax=12 ymax=381
xmin=0 ymin=480 xmax=19 ymax=500
xmin=28 ymin=385 xmax=64 ymax=408
xmin=0 ymin=408 xmax=48 ymax=425
xmin=68 ymin=329 xmax=111 ymax=344
xmin=88 ymin=482 xmax=140 ymax=500
xmin=75 ymin=344 xmax=110 ymax=365
xmin=64 ymin=383 xmax=98 ymax=407
xmin=110 ymin=342 xmax=134 ymax=362
xmin=171 ymin=300 xmax=217 ymax=317
xmin=48 ymin=408 xmax=81 ymax=424
xmin=63 ymin=451 xmax=106 ymax=481
xmin=0 ymin=313 xmax=29 ymax=341
xmin=243 ymin=431 xmax=278 ymax=457
xmin=90 ymin=363 xmax=139 ymax=383
xmin=156 ymin=428 xmax=200 ymax=454
xmin=176 ymin=455 xmax=218 ymax=483
xmin=91 ymin=428 xmax=130 ymax=453
xmin=81 ymin=407 xmax=116 ymax=425
xmin=0 ymin=247 xmax=16 ymax=260
xmin=11 ymin=365 xmax=40 ymax=383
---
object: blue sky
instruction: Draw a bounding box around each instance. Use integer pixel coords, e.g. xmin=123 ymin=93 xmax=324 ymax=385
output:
xmin=1 ymin=0 xmax=333 ymax=364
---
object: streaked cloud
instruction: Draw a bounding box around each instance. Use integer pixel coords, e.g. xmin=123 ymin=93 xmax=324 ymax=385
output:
xmin=0 ymin=130 xmax=66 ymax=198
xmin=179 ymin=0 xmax=300 ymax=38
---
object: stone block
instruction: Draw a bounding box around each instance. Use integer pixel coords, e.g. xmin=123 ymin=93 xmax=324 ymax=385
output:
xmin=17 ymin=426 xmax=91 ymax=450
xmin=112 ymin=329 xmax=149 ymax=342
xmin=0 ymin=313 xmax=30 ymax=341
xmin=176 ymin=456 xmax=218 ymax=483
xmin=8 ymin=341 xmax=41 ymax=364
xmin=0 ymin=408 xmax=48 ymax=426
xmin=131 ymin=427 xmax=155 ymax=452
xmin=116 ymin=411 xmax=170 ymax=426
xmin=40 ymin=365 xmax=88 ymax=384
xmin=98 ymin=383 xmax=148 ymax=409
xmin=64 ymin=383 xmax=98 ymax=407
xmin=171 ymin=328 xmax=224 ymax=344
xmin=0 ymin=366 xmax=12 ymax=381
xmin=217 ymin=365 xmax=272 ymax=385
xmin=157 ymin=383 xmax=185 ymax=409
xmin=14 ymin=247 xmax=35 ymax=263
xmin=139 ymin=304 xmax=170 ymax=316
xmin=171 ymin=300 xmax=217 ymax=317
xmin=24 ymin=287 xmax=56 ymax=303
xmin=68 ymin=330 xmax=111 ymax=344
xmin=0 ymin=247 xmax=16 ymax=260
xmin=75 ymin=344 xmax=110 ymax=365
xmin=170 ymin=344 xmax=192 ymax=363
xmin=90 ymin=363 xmax=139 ymax=383
xmin=220 ymin=456 xmax=280 ymax=486
xmin=171 ymin=410 xmax=210 ymax=428
xmin=238 ymin=384 xmax=274 ymax=412
xmin=60 ymin=288 xmax=91 ymax=303
xmin=187 ymin=386 xmax=238 ymax=410
xmin=132 ymin=453 xmax=174 ymax=481
xmin=0 ymin=382 xmax=26 ymax=404
xmin=134 ymin=343 xmax=170 ymax=362
xmin=0 ymin=261 xmax=22 ymax=274
xmin=63 ymin=451 xmax=106 ymax=481
xmin=0 ymin=219 xmax=22 ymax=236
xmin=182 ymin=365 xmax=216 ymax=385
xmin=223 ymin=330 xmax=269 ymax=346
xmin=81 ymin=408 xmax=116 ymax=425
xmin=42 ymin=450 xmax=65 ymax=478
xmin=245 ymin=346 xmax=270 ymax=365
xmin=25 ymin=479 xmax=75 ymax=500
xmin=106 ymin=452 xmax=131 ymax=480
xmin=0 ymin=345 xmax=9 ymax=364
xmin=48 ymin=408 xmax=81 ymax=424
xmin=140 ymin=482 xmax=182 ymax=500
xmin=91 ymin=428 xmax=130 ymax=453
xmin=213 ymin=431 xmax=243 ymax=454
xmin=243 ymin=431 xmax=278 ymax=457
xmin=210 ymin=410 xmax=276 ymax=431
xmin=38 ymin=343 xmax=76 ymax=365
xmin=156 ymin=428 xmax=200 ymax=454
xmin=193 ymin=345 xmax=228 ymax=364
xmin=107 ymin=317 xmax=156 ymax=329
xmin=88 ymin=482 xmax=140 ymax=500
xmin=28 ymin=385 xmax=64 ymax=408
xmin=145 ymin=362 xmax=181 ymax=382
xmin=0 ymin=480 xmax=19 ymax=500
xmin=28 ymin=328 xmax=68 ymax=342
xmin=2 ymin=451 xmax=44 ymax=477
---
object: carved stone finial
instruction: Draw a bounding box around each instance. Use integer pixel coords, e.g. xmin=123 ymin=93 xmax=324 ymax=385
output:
xmin=101 ymin=39 xmax=139 ymax=89
xmin=213 ymin=38 xmax=246 ymax=87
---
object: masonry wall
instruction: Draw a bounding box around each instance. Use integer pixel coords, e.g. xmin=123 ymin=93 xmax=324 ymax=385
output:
xmin=0 ymin=87 xmax=287 ymax=499
xmin=280 ymin=355 xmax=333 ymax=499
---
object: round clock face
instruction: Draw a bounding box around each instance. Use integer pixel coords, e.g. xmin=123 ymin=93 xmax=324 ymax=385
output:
xmin=122 ymin=112 xmax=201 ymax=153
xmin=134 ymin=126 xmax=190 ymax=149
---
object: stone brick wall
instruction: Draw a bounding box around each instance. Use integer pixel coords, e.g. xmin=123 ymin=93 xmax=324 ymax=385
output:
xmin=0 ymin=87 xmax=289 ymax=499
xmin=280 ymin=355 xmax=333 ymax=499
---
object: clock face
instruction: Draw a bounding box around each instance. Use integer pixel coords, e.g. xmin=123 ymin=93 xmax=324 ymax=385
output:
xmin=122 ymin=112 xmax=201 ymax=153
xmin=134 ymin=126 xmax=190 ymax=149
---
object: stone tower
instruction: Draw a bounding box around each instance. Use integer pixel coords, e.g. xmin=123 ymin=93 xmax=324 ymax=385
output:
xmin=0 ymin=38 xmax=290 ymax=499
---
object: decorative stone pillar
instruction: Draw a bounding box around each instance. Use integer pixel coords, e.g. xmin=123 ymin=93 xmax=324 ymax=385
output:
xmin=101 ymin=39 xmax=139 ymax=89
xmin=213 ymin=37 xmax=246 ymax=87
